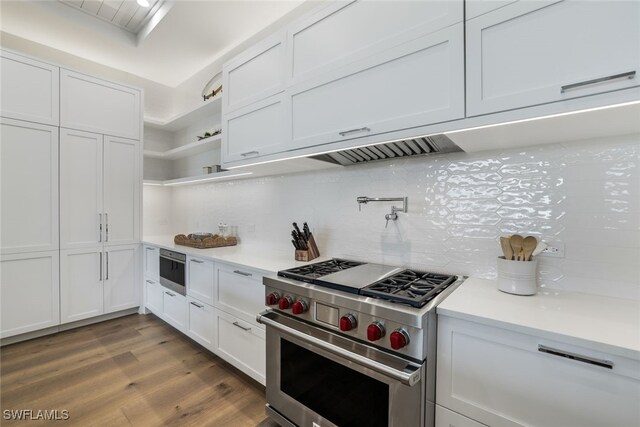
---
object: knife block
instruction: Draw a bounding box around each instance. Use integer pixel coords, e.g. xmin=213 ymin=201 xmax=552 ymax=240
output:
xmin=295 ymin=234 xmax=320 ymax=262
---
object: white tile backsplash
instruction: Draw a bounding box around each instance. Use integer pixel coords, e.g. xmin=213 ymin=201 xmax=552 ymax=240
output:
xmin=151 ymin=133 xmax=640 ymax=300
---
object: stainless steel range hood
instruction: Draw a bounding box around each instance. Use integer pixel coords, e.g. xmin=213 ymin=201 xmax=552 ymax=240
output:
xmin=311 ymin=134 xmax=462 ymax=166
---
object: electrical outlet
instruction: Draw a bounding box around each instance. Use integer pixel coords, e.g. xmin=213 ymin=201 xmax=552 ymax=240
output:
xmin=539 ymin=241 xmax=565 ymax=258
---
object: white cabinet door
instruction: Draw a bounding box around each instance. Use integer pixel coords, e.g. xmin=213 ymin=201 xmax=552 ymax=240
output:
xmin=288 ymin=0 xmax=462 ymax=83
xmin=0 ymin=119 xmax=59 ymax=255
xmin=0 ymin=251 xmax=60 ymax=338
xmin=215 ymin=309 xmax=266 ymax=385
xmin=0 ymin=50 xmax=59 ymax=126
xmin=143 ymin=245 xmax=159 ymax=281
xmin=222 ymin=93 xmax=288 ymax=164
xmin=222 ymin=32 xmax=285 ymax=113
xmin=60 ymin=69 xmax=141 ymax=139
xmin=289 ymin=24 xmax=464 ymax=150
xmin=60 ymin=128 xmax=103 ymax=250
xmin=60 ymin=248 xmax=104 ymax=324
xmin=187 ymin=297 xmax=215 ymax=351
xmin=214 ymin=263 xmax=265 ymax=326
xmin=436 ymin=405 xmax=486 ymax=427
xmin=104 ymin=244 xmax=139 ymax=313
xmin=103 ymin=136 xmax=140 ymax=246
xmin=162 ymin=288 xmax=187 ymax=332
xmin=145 ymin=278 xmax=163 ymax=316
xmin=466 ymin=0 xmax=640 ymax=116
xmin=187 ymin=256 xmax=215 ymax=306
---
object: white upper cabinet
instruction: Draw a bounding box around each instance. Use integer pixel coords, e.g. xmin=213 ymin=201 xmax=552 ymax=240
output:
xmin=1 ymin=119 xmax=59 ymax=255
xmin=60 ymin=129 xmax=103 ymax=250
xmin=222 ymin=32 xmax=285 ymax=113
xmin=0 ymin=51 xmax=59 ymax=126
xmin=60 ymin=69 xmax=141 ymax=139
xmin=289 ymin=24 xmax=464 ymax=150
xmin=466 ymin=0 xmax=640 ymax=116
xmin=287 ymin=0 xmax=463 ymax=83
xmin=103 ymin=244 xmax=139 ymax=313
xmin=103 ymin=136 xmax=140 ymax=246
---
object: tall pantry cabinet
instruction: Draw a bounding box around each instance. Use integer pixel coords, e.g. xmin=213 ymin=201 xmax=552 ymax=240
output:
xmin=0 ymin=50 xmax=142 ymax=339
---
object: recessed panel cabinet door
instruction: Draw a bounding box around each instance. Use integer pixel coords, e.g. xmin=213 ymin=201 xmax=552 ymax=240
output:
xmin=60 ymin=248 xmax=104 ymax=324
xmin=466 ymin=0 xmax=640 ymax=116
xmin=0 ymin=119 xmax=59 ymax=255
xmin=104 ymin=245 xmax=139 ymax=313
xmin=104 ymin=136 xmax=140 ymax=246
xmin=60 ymin=128 xmax=103 ymax=250
xmin=0 ymin=251 xmax=60 ymax=338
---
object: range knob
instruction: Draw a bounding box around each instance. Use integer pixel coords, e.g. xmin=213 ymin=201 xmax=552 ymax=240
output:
xmin=291 ymin=300 xmax=309 ymax=315
xmin=367 ymin=322 xmax=385 ymax=341
xmin=278 ymin=295 xmax=293 ymax=310
xmin=339 ymin=314 xmax=357 ymax=332
xmin=390 ymin=329 xmax=410 ymax=350
xmin=265 ymin=292 xmax=281 ymax=306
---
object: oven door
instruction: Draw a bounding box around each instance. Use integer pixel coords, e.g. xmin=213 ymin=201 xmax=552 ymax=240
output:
xmin=159 ymin=251 xmax=186 ymax=296
xmin=258 ymin=310 xmax=425 ymax=427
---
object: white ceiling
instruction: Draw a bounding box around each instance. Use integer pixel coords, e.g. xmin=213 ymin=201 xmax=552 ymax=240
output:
xmin=0 ymin=0 xmax=303 ymax=87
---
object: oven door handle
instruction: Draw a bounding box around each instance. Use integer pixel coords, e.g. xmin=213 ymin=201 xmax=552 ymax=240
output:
xmin=257 ymin=311 xmax=422 ymax=386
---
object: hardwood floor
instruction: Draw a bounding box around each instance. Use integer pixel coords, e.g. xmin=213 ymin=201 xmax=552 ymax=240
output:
xmin=0 ymin=314 xmax=274 ymax=426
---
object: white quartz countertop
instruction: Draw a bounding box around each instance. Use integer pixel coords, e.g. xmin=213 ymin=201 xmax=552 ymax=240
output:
xmin=438 ymin=277 xmax=640 ymax=359
xmin=143 ymin=235 xmax=324 ymax=275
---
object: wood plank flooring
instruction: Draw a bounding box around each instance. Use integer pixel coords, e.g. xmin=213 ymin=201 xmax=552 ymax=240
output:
xmin=0 ymin=314 xmax=274 ymax=426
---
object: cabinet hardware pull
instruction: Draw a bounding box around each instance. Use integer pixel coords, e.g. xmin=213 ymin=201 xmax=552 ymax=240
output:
xmin=146 ymin=280 xmax=154 ymax=284
xmin=538 ymin=345 xmax=613 ymax=369
xmin=165 ymin=291 xmax=176 ymax=297
xmin=233 ymin=269 xmax=252 ymax=277
xmin=105 ymin=213 xmax=109 ymax=242
xmin=339 ymin=127 xmax=370 ymax=137
xmin=232 ymin=321 xmax=251 ymax=332
xmin=98 ymin=213 xmax=102 ymax=242
xmin=105 ymin=251 xmax=109 ymax=280
xmin=190 ymin=302 xmax=204 ymax=308
xmin=561 ymin=71 xmax=636 ymax=93
xmin=240 ymin=151 xmax=259 ymax=157
xmin=146 ymin=247 xmax=154 ymax=251
xmin=190 ymin=259 xmax=204 ymax=264
xmin=99 ymin=252 xmax=103 ymax=280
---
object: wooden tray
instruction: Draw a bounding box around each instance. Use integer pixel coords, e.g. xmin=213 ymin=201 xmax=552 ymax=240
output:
xmin=174 ymin=234 xmax=237 ymax=249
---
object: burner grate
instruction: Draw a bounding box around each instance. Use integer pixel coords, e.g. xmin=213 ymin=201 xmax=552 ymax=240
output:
xmin=278 ymin=258 xmax=364 ymax=283
xmin=361 ymin=270 xmax=456 ymax=307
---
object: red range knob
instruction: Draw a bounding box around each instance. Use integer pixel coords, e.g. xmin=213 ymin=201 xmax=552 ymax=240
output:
xmin=367 ymin=322 xmax=385 ymax=341
xmin=265 ymin=292 xmax=280 ymax=306
xmin=291 ymin=300 xmax=309 ymax=315
xmin=339 ymin=314 xmax=358 ymax=332
xmin=278 ymin=295 xmax=293 ymax=310
xmin=390 ymin=329 xmax=410 ymax=350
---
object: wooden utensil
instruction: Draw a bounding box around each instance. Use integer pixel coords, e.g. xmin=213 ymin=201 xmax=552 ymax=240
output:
xmin=510 ymin=234 xmax=524 ymax=261
xmin=522 ymin=236 xmax=538 ymax=261
xmin=500 ymin=237 xmax=514 ymax=260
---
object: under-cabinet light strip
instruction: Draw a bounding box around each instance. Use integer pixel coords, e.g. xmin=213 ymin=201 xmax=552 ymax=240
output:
xmin=162 ymin=172 xmax=253 ymax=186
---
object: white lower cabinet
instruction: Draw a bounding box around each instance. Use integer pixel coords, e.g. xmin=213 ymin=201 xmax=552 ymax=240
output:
xmin=60 ymin=248 xmax=104 ymax=323
xmin=162 ymin=289 xmax=187 ymax=333
xmin=187 ymin=256 xmax=215 ymax=306
xmin=186 ymin=296 xmax=215 ymax=351
xmin=436 ymin=405 xmax=486 ymax=427
xmin=145 ymin=279 xmax=163 ymax=316
xmin=103 ymin=244 xmax=139 ymax=313
xmin=215 ymin=309 xmax=266 ymax=385
xmin=214 ymin=262 xmax=266 ymax=325
xmin=0 ymin=251 xmax=60 ymax=338
xmin=437 ymin=316 xmax=640 ymax=427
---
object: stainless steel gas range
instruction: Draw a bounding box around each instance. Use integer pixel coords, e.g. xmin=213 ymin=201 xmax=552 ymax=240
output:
xmin=257 ymin=258 xmax=465 ymax=427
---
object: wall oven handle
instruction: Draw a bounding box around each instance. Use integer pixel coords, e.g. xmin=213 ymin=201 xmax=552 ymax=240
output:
xmin=257 ymin=311 xmax=421 ymax=386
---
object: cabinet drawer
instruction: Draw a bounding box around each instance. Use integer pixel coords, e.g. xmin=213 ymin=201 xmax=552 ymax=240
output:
xmin=288 ymin=0 xmax=462 ymax=83
xmin=145 ymin=279 xmax=163 ymax=316
xmin=0 ymin=50 xmax=59 ymax=126
xmin=437 ymin=316 xmax=640 ymax=427
xmin=436 ymin=405 xmax=486 ymax=427
xmin=466 ymin=0 xmax=640 ymax=116
xmin=215 ymin=309 xmax=266 ymax=385
xmin=187 ymin=297 xmax=215 ymax=351
xmin=289 ymin=24 xmax=464 ymax=150
xmin=162 ymin=288 xmax=187 ymax=333
xmin=214 ymin=263 xmax=265 ymax=326
xmin=187 ymin=256 xmax=215 ymax=306
xmin=143 ymin=246 xmax=159 ymax=281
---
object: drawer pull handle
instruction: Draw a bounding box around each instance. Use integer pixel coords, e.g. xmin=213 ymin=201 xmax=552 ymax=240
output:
xmin=232 ymin=321 xmax=251 ymax=332
xmin=233 ymin=270 xmax=252 ymax=277
xmin=240 ymin=151 xmax=260 ymax=157
xmin=146 ymin=247 xmax=155 ymax=251
xmin=190 ymin=301 xmax=204 ymax=308
xmin=561 ymin=71 xmax=636 ymax=93
xmin=190 ymin=259 xmax=204 ymax=264
xmin=538 ymin=345 xmax=613 ymax=369
xmin=339 ymin=127 xmax=370 ymax=137
xmin=146 ymin=280 xmax=154 ymax=284
xmin=165 ymin=291 xmax=176 ymax=297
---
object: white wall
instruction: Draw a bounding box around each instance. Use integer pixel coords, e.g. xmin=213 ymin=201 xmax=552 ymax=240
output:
xmin=147 ymin=134 xmax=640 ymax=301
xmin=143 ymin=185 xmax=174 ymax=237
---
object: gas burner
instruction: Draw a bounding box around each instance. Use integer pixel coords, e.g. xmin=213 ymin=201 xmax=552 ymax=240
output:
xmin=361 ymin=270 xmax=457 ymax=308
xmin=278 ymin=258 xmax=365 ymax=283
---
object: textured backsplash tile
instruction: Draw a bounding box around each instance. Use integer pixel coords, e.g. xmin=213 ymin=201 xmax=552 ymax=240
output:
xmin=151 ymin=133 xmax=640 ymax=300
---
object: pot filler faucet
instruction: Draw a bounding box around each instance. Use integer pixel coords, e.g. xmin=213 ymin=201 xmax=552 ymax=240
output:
xmin=357 ymin=196 xmax=408 ymax=228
